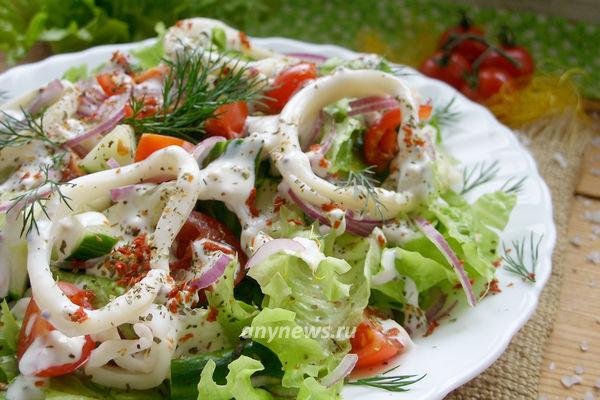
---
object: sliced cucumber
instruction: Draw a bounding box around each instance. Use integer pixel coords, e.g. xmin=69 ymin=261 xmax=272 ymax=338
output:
xmin=79 ymin=125 xmax=136 ymax=173
xmin=54 ymin=212 xmax=118 ymax=262
xmin=66 ymin=233 xmax=118 ymax=261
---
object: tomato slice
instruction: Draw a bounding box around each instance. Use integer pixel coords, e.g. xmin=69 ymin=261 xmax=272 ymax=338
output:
xmin=134 ymin=65 xmax=169 ymax=84
xmin=96 ymin=73 xmax=127 ymax=96
xmin=173 ymin=211 xmax=247 ymax=282
xmin=17 ymin=282 xmax=95 ymax=377
xmin=204 ymin=101 xmax=249 ymax=139
xmin=363 ymin=108 xmax=402 ymax=172
xmin=263 ymin=63 xmax=317 ymax=114
xmin=350 ymin=315 xmax=405 ymax=369
xmin=134 ymin=133 xmax=194 ymax=162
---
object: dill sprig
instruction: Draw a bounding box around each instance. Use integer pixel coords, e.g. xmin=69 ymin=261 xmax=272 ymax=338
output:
xmin=500 ymin=176 xmax=526 ymax=194
xmin=124 ymin=49 xmax=265 ymax=143
xmin=338 ymin=166 xmax=387 ymax=217
xmin=0 ymin=109 xmax=59 ymax=148
xmin=429 ymin=97 xmax=459 ymax=143
xmin=348 ymin=366 xmax=425 ymax=392
xmin=502 ymin=232 xmax=542 ymax=283
xmin=8 ymin=156 xmax=74 ymax=237
xmin=460 ymin=160 xmax=499 ymax=195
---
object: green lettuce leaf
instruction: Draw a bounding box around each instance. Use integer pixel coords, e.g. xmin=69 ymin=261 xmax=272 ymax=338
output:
xmin=62 ymin=64 xmax=89 ymax=82
xmin=197 ymin=355 xmax=273 ymax=400
xmin=0 ymin=300 xmax=19 ymax=383
xmin=207 ymin=258 xmax=258 ymax=342
xmin=323 ymin=115 xmax=366 ymax=175
xmin=130 ymin=22 xmax=166 ymax=69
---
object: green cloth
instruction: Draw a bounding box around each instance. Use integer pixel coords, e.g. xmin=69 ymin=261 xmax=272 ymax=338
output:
xmin=236 ymin=0 xmax=600 ymax=99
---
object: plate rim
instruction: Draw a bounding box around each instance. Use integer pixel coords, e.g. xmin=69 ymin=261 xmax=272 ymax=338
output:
xmin=0 ymin=35 xmax=556 ymax=400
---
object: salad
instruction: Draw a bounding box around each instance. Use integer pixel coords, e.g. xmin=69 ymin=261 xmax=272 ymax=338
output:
xmin=0 ymin=17 xmax=516 ymax=400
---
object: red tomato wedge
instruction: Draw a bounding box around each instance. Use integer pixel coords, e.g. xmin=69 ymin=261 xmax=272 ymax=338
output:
xmin=204 ymin=101 xmax=249 ymax=139
xmin=363 ymin=108 xmax=402 ymax=172
xmin=263 ymin=63 xmax=317 ymax=114
xmin=17 ymin=282 xmax=95 ymax=377
xmin=350 ymin=316 xmax=405 ymax=369
xmin=174 ymin=211 xmax=247 ymax=273
xmin=134 ymin=133 xmax=194 ymax=162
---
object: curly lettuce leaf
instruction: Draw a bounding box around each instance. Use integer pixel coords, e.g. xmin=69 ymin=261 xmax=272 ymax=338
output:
xmin=207 ymin=258 xmax=258 ymax=342
xmin=197 ymin=355 xmax=272 ymax=400
xmin=322 ymin=113 xmax=366 ymax=175
xmin=130 ymin=22 xmax=166 ymax=69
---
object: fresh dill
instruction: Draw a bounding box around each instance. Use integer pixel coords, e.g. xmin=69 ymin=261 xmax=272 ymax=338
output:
xmin=429 ymin=97 xmax=459 ymax=143
xmin=8 ymin=156 xmax=74 ymax=237
xmin=460 ymin=160 xmax=500 ymax=195
xmin=338 ymin=166 xmax=387 ymax=217
xmin=502 ymin=232 xmax=542 ymax=283
xmin=0 ymin=108 xmax=59 ymax=148
xmin=500 ymin=176 xmax=526 ymax=194
xmin=124 ymin=49 xmax=265 ymax=143
xmin=348 ymin=366 xmax=425 ymax=392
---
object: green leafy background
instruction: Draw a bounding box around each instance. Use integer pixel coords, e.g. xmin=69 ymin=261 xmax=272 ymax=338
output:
xmin=1 ymin=0 xmax=599 ymax=98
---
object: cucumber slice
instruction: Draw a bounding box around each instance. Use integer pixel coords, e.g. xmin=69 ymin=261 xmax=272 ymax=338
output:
xmin=66 ymin=233 xmax=118 ymax=261
xmin=54 ymin=212 xmax=118 ymax=261
xmin=79 ymin=125 xmax=136 ymax=173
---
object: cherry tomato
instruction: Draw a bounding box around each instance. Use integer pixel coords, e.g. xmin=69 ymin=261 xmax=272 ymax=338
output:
xmin=174 ymin=211 xmax=247 ymax=276
xmin=363 ymin=108 xmax=402 ymax=172
xmin=438 ymin=19 xmax=487 ymax=63
xmin=96 ymin=73 xmax=127 ymax=96
xmin=17 ymin=282 xmax=95 ymax=377
xmin=460 ymin=67 xmax=513 ymax=102
xmin=263 ymin=63 xmax=317 ymax=114
xmin=350 ymin=316 xmax=405 ymax=369
xmin=419 ymin=51 xmax=471 ymax=89
xmin=479 ymin=46 xmax=534 ymax=80
xmin=204 ymin=101 xmax=249 ymax=139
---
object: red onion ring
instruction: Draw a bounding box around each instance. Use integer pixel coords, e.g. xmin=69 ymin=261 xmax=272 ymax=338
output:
xmin=414 ymin=216 xmax=477 ymax=307
xmin=321 ymin=354 xmax=358 ymax=387
xmin=286 ymin=53 xmax=327 ymax=64
xmin=191 ymin=136 xmax=226 ymax=164
xmin=65 ymin=94 xmax=128 ymax=151
xmin=287 ymin=189 xmax=380 ymax=237
xmin=188 ymin=253 xmax=232 ymax=290
xmin=27 ymin=80 xmax=64 ymax=115
xmin=245 ymin=238 xmax=305 ymax=270
xmin=348 ymin=98 xmax=399 ymax=116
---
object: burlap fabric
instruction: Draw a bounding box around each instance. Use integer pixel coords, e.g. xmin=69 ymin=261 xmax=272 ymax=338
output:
xmin=448 ymin=112 xmax=592 ymax=399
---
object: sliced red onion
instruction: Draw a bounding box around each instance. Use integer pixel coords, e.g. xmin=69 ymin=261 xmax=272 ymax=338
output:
xmin=65 ymin=94 xmax=128 ymax=150
xmin=106 ymin=158 xmax=120 ymax=169
xmin=425 ymin=293 xmax=447 ymax=322
xmin=245 ymin=238 xmax=305 ymax=270
xmin=414 ymin=216 xmax=477 ymax=307
xmin=286 ymin=53 xmax=327 ymax=64
xmin=348 ymin=98 xmax=399 ymax=116
xmin=192 ymin=136 xmax=226 ymax=164
xmin=188 ymin=253 xmax=232 ymax=289
xmin=349 ymin=96 xmax=388 ymax=109
xmin=321 ymin=354 xmax=358 ymax=387
xmin=27 ymin=80 xmax=64 ymax=115
xmin=287 ymin=189 xmax=380 ymax=237
xmin=77 ymin=86 xmax=107 ymax=117
xmin=109 ymin=185 xmax=137 ymax=202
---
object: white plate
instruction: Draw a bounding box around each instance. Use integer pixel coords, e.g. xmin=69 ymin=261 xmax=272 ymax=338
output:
xmin=0 ymin=37 xmax=555 ymax=400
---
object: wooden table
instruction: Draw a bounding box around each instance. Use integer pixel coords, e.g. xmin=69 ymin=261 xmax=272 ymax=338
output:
xmin=538 ymin=129 xmax=600 ymax=399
